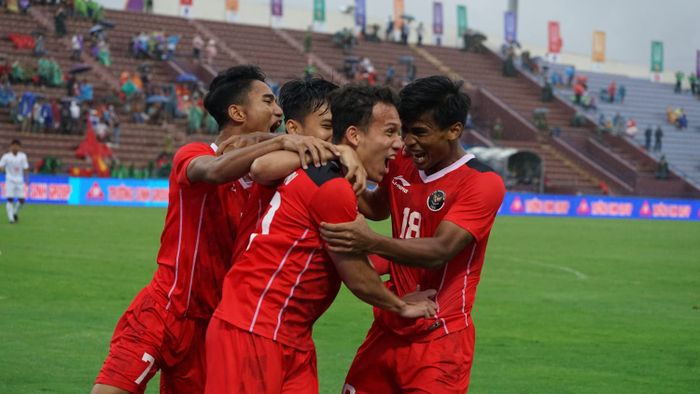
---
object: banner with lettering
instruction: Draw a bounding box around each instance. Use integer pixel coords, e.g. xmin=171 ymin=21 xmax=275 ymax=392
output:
xmin=180 ymin=0 xmax=193 ymax=18
xmin=548 ymin=21 xmax=562 ymax=53
xmin=457 ymin=5 xmax=467 ymax=37
xmin=592 ymin=31 xmax=606 ymax=62
xmin=68 ymin=177 xmax=169 ymax=207
xmin=501 ymin=193 xmax=700 ymax=221
xmin=313 ymin=0 xmax=325 ymax=23
xmin=225 ymin=0 xmax=239 ymax=22
xmin=355 ymin=0 xmax=366 ymax=29
xmin=433 ymin=2 xmax=443 ymax=35
xmin=0 ymin=175 xmax=71 ymax=204
xmin=394 ymin=0 xmax=404 ymax=31
xmin=651 ymin=41 xmax=664 ymax=72
xmin=504 ymin=11 xmax=516 ymax=43
xmin=271 ymin=0 xmax=283 ymax=17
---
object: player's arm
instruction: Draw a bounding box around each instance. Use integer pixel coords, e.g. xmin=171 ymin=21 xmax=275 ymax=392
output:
xmin=323 ymin=217 xmax=473 ymax=269
xmin=329 ymin=251 xmax=436 ymax=318
xmin=186 ymin=134 xmax=336 ymax=184
xmin=250 ymin=145 xmax=367 ymax=195
xmin=357 ymin=184 xmax=390 ymax=221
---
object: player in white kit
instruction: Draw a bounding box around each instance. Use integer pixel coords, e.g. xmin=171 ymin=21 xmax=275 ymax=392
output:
xmin=0 ymin=140 xmax=29 ymax=224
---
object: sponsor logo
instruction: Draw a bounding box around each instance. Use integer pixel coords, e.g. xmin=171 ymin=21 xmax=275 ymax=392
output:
xmin=524 ymin=198 xmax=570 ymax=215
xmin=86 ymin=182 xmax=104 ymax=201
xmin=427 ymin=190 xmax=446 ymax=211
xmin=391 ymin=175 xmax=410 ymax=193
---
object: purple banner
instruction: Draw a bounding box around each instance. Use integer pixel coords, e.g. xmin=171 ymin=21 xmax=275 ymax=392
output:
xmin=433 ymin=2 xmax=443 ymax=35
xmin=696 ymin=50 xmax=700 ymax=78
xmin=504 ymin=11 xmax=517 ymax=43
xmin=499 ymin=192 xmax=700 ymax=221
xmin=126 ymin=0 xmax=144 ymax=12
xmin=355 ymin=0 xmax=366 ymax=29
xmin=271 ymin=0 xmax=282 ymax=17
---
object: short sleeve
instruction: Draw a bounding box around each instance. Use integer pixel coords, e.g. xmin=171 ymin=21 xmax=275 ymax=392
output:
xmin=308 ymin=178 xmax=357 ymax=226
xmin=172 ymin=143 xmax=214 ymax=187
xmin=443 ymin=172 xmax=505 ymax=243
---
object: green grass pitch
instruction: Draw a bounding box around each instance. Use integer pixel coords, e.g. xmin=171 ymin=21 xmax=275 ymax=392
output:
xmin=1 ymin=205 xmax=699 ymax=393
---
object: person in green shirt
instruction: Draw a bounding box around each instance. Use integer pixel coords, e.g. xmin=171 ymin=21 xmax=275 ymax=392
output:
xmin=674 ymin=71 xmax=684 ymax=93
xmin=187 ymin=103 xmax=203 ymax=134
xmin=11 ymin=61 xmax=28 ymax=84
xmin=48 ymin=59 xmax=63 ymax=87
xmin=37 ymin=57 xmax=51 ymax=86
xmin=689 ymin=72 xmax=697 ymax=95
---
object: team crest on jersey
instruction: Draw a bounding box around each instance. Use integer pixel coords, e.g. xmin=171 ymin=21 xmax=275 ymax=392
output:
xmin=427 ymin=190 xmax=446 ymax=211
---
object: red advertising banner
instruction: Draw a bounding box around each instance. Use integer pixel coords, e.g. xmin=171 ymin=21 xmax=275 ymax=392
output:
xmin=548 ymin=21 xmax=562 ymax=54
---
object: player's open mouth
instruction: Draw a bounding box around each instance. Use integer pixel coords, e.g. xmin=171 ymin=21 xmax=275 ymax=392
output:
xmin=270 ymin=120 xmax=282 ymax=132
xmin=411 ymin=151 xmax=427 ymax=165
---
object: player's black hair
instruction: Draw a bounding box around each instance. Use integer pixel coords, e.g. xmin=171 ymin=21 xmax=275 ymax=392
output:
xmin=10 ymin=139 xmax=21 ymax=146
xmin=203 ymin=65 xmax=267 ymax=129
xmin=330 ymin=85 xmax=398 ymax=144
xmin=399 ymin=75 xmax=471 ymax=130
xmin=278 ymin=78 xmax=339 ymax=124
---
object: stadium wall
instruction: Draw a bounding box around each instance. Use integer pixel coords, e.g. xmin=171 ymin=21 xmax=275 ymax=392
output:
xmin=4 ymin=175 xmax=700 ymax=220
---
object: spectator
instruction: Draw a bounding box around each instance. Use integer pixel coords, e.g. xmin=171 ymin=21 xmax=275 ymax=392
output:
xmin=68 ymin=100 xmax=80 ymax=133
xmin=612 ymin=112 xmax=625 ymax=135
xmin=617 ymin=84 xmax=626 ymax=103
xmin=303 ymin=58 xmax=316 ymax=81
xmin=400 ymin=21 xmax=409 ymax=45
xmin=103 ymin=105 xmax=120 ymax=145
xmin=674 ymin=71 xmax=684 ymax=93
xmin=192 ymin=34 xmax=204 ymax=61
xmin=492 ymin=118 xmax=503 ymax=139
xmin=644 ymin=125 xmax=652 ymax=150
xmin=38 ymin=57 xmax=51 ymax=86
xmin=384 ymin=65 xmax=395 ymax=86
xmin=624 ymin=119 xmax=638 ymax=138
xmin=19 ymin=0 xmax=29 ymax=14
xmin=303 ymin=27 xmax=312 ymax=53
xmin=50 ymin=99 xmax=61 ymax=132
xmin=205 ymin=39 xmax=217 ymax=66
xmin=31 ymin=100 xmax=42 ymax=133
xmin=573 ymin=80 xmax=585 ymax=104
xmin=55 ymin=6 xmax=67 ymax=37
xmin=653 ymin=126 xmax=663 ymax=152
xmin=564 ymin=65 xmax=575 ymax=87
xmin=165 ymin=35 xmax=179 ymax=61
xmin=34 ymin=35 xmax=47 ymax=57
xmin=59 ymin=101 xmax=71 ymax=133
xmin=17 ymin=93 xmax=34 ymax=132
xmin=186 ymin=101 xmax=203 ymax=133
xmin=10 ymin=61 xmax=28 ymax=84
xmin=71 ymin=34 xmax=83 ymax=61
xmin=0 ymin=81 xmax=15 ymax=107
xmin=40 ymin=100 xmax=53 ymax=132
xmin=416 ymin=22 xmax=424 ymax=46
xmin=144 ymin=0 xmax=153 ymax=13
xmin=676 ymin=110 xmax=688 ymax=130
xmin=689 ymin=72 xmax=697 ymax=95
xmin=607 ymin=81 xmax=616 ymax=103
xmin=385 ymin=16 xmax=394 ymax=42
xmin=79 ymin=80 xmax=93 ymax=102
xmin=541 ymin=81 xmax=554 ymax=102
xmin=655 ymin=155 xmax=669 ymax=179
xmin=97 ymin=40 xmax=111 ymax=66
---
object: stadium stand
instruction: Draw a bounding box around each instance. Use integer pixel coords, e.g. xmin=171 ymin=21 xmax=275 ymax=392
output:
xmin=3 ymin=4 xmax=699 ymax=197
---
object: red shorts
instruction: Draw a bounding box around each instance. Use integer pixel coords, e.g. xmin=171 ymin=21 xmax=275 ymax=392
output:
xmin=343 ymin=321 xmax=475 ymax=394
xmin=95 ymin=286 xmax=208 ymax=394
xmin=204 ymin=317 xmax=318 ymax=394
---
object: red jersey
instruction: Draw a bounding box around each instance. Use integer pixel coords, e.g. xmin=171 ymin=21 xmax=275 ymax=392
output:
xmin=231 ymin=182 xmax=277 ymax=261
xmin=214 ymin=161 xmax=357 ymax=351
xmin=150 ymin=142 xmax=247 ymax=320
xmin=375 ymin=151 xmax=505 ymax=340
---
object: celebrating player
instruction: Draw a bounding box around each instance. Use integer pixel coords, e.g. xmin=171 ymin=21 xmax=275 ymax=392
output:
xmin=320 ymin=76 xmax=506 ymax=393
xmin=91 ymin=65 xmax=338 ymax=394
xmin=204 ymin=85 xmax=437 ymax=394
xmin=0 ymin=140 xmax=29 ymax=224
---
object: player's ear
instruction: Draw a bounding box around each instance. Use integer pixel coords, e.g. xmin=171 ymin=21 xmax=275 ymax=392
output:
xmin=285 ymin=119 xmax=302 ymax=135
xmin=227 ymin=104 xmax=245 ymax=123
xmin=446 ymin=122 xmax=464 ymax=141
xmin=344 ymin=125 xmax=361 ymax=148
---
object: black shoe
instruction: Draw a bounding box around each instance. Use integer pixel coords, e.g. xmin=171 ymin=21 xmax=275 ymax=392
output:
xmin=14 ymin=214 xmax=18 ymax=223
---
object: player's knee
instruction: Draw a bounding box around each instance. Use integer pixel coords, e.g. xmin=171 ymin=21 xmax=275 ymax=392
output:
xmin=90 ymin=383 xmax=133 ymax=394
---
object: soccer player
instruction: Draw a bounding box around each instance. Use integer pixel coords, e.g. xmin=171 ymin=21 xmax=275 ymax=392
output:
xmin=320 ymin=76 xmax=506 ymax=393
xmin=0 ymin=140 xmax=29 ymax=224
xmin=91 ymin=65 xmax=338 ymax=394
xmin=204 ymin=85 xmax=438 ymax=394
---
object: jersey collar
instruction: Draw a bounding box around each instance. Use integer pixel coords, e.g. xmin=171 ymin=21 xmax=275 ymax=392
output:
xmin=418 ymin=153 xmax=475 ymax=183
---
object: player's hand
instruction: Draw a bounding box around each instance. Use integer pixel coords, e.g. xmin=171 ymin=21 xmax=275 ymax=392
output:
xmin=216 ymin=132 xmax=274 ymax=155
xmin=279 ymin=134 xmax=340 ymax=169
xmin=336 ymin=145 xmax=367 ymax=196
xmin=320 ymin=213 xmax=375 ymax=254
xmin=398 ymin=288 xmax=437 ymax=319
